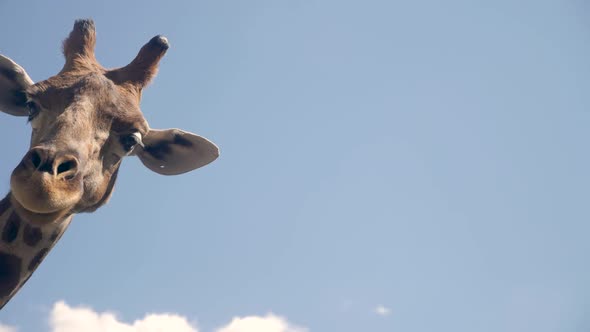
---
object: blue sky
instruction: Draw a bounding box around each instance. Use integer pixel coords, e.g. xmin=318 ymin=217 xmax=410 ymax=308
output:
xmin=1 ymin=1 xmax=589 ymax=331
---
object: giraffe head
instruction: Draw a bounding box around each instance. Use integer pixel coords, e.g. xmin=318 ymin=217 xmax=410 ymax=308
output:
xmin=0 ymin=20 xmax=219 ymax=219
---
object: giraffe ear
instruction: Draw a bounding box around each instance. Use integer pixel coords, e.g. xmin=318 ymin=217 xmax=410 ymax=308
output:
xmin=135 ymin=128 xmax=219 ymax=175
xmin=0 ymin=55 xmax=33 ymax=117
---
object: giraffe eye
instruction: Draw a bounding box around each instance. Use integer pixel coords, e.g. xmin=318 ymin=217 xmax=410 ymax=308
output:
xmin=26 ymin=101 xmax=40 ymax=122
xmin=120 ymin=132 xmax=144 ymax=152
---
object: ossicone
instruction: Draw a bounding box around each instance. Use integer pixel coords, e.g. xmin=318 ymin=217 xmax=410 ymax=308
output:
xmin=62 ymin=19 xmax=97 ymax=71
xmin=106 ymin=35 xmax=169 ymax=91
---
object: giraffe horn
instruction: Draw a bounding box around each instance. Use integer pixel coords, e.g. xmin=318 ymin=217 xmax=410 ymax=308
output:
xmin=107 ymin=36 xmax=169 ymax=90
xmin=62 ymin=19 xmax=97 ymax=71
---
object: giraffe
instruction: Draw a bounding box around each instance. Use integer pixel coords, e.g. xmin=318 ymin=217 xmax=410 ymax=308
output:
xmin=0 ymin=19 xmax=219 ymax=309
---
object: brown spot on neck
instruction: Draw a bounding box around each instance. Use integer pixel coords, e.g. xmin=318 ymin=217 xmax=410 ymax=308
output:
xmin=0 ymin=196 xmax=10 ymax=217
xmin=23 ymin=225 xmax=43 ymax=247
xmin=28 ymin=248 xmax=49 ymax=272
xmin=1 ymin=212 xmax=20 ymax=244
xmin=0 ymin=253 xmax=21 ymax=298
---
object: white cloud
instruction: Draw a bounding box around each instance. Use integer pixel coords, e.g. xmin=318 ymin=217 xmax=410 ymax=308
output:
xmin=50 ymin=301 xmax=198 ymax=332
xmin=0 ymin=323 xmax=17 ymax=332
xmin=216 ymin=314 xmax=307 ymax=332
xmin=46 ymin=301 xmax=306 ymax=332
xmin=374 ymin=305 xmax=391 ymax=316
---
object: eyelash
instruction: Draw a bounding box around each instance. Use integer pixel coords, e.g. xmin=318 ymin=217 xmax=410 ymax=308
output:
xmin=120 ymin=133 xmax=143 ymax=152
xmin=26 ymin=101 xmax=40 ymax=122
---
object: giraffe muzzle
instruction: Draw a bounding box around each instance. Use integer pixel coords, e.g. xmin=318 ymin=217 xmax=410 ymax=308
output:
xmin=10 ymin=147 xmax=84 ymax=214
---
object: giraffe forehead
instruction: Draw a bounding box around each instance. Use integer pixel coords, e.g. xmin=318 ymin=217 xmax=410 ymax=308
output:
xmin=30 ymin=73 xmax=148 ymax=132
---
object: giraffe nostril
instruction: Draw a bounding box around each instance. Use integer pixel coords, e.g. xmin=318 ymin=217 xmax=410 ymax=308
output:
xmin=30 ymin=151 xmax=42 ymax=169
xmin=23 ymin=149 xmax=80 ymax=178
xmin=56 ymin=159 xmax=78 ymax=176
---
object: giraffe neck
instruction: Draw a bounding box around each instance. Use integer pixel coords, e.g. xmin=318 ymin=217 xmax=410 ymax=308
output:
xmin=0 ymin=193 xmax=73 ymax=309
